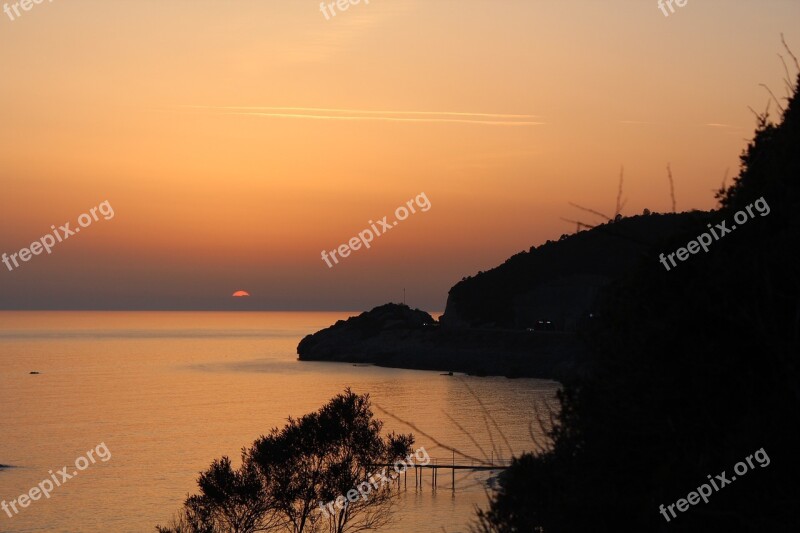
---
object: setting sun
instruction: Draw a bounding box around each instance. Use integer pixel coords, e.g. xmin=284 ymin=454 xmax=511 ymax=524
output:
xmin=232 ymin=290 xmax=250 ymax=297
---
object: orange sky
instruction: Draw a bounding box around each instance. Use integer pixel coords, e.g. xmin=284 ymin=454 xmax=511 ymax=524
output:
xmin=1 ymin=0 xmax=798 ymax=310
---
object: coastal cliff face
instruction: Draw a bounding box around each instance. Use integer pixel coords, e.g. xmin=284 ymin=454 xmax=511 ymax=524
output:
xmin=441 ymin=212 xmax=706 ymax=329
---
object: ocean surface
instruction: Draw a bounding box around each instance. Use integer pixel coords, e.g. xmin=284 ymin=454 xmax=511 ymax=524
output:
xmin=0 ymin=312 xmax=559 ymax=533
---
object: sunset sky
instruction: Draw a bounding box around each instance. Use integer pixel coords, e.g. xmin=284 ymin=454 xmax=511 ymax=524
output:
xmin=1 ymin=0 xmax=798 ymax=310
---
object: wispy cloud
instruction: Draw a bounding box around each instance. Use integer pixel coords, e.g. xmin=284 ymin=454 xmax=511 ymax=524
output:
xmin=185 ymin=105 xmax=539 ymax=119
xmin=618 ymin=120 xmax=663 ymax=125
xmin=703 ymin=123 xmax=742 ymax=129
xmin=280 ymin=1 xmax=414 ymax=64
xmin=618 ymin=121 xmax=746 ymax=131
xmin=182 ymin=106 xmax=544 ymax=126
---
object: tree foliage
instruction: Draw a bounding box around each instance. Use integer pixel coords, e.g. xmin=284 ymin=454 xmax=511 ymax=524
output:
xmin=158 ymin=390 xmax=413 ymax=533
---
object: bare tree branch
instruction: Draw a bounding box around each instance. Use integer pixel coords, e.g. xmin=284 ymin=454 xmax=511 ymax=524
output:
xmin=781 ymin=33 xmax=799 ymax=73
xmin=716 ymin=167 xmax=730 ymax=197
xmin=778 ymin=54 xmax=794 ymax=96
xmin=759 ymin=83 xmax=786 ymax=114
xmin=568 ymin=202 xmax=612 ymax=222
xmin=666 ymin=163 xmax=677 ymax=213
xmin=457 ymin=378 xmax=515 ymax=459
xmin=442 ymin=411 xmax=491 ymax=463
xmin=373 ymin=403 xmax=492 ymax=466
xmin=747 ymin=97 xmax=772 ymax=128
xmin=615 ymin=166 xmax=625 ymax=217
xmin=560 ymin=218 xmax=595 ymax=233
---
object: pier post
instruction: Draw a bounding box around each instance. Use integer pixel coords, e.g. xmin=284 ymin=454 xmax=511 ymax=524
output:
xmin=452 ymin=450 xmax=455 ymax=490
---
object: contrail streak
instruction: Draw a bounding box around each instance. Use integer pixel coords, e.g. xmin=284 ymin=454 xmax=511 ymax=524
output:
xmin=182 ymin=105 xmax=539 ymax=120
xmin=222 ymin=111 xmax=543 ymax=126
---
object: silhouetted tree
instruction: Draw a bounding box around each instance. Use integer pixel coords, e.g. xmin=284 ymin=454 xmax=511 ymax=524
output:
xmin=156 ymin=456 xmax=277 ymax=533
xmin=158 ymin=390 xmax=413 ymax=533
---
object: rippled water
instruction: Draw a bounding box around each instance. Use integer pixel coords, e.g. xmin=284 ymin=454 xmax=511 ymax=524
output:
xmin=0 ymin=312 xmax=559 ymax=533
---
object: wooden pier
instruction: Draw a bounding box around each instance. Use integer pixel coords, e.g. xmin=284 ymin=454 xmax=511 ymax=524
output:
xmin=372 ymin=453 xmax=511 ymax=492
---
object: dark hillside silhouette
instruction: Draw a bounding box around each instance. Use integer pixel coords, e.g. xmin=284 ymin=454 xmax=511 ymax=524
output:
xmin=473 ymin=73 xmax=800 ymax=532
xmin=441 ymin=212 xmax=703 ymax=329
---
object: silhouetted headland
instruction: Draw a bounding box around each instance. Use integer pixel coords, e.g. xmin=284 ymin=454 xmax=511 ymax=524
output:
xmin=299 ymin=212 xmax=702 ymax=380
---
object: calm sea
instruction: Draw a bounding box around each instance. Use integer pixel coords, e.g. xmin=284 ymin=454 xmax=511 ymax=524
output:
xmin=0 ymin=312 xmax=559 ymax=533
